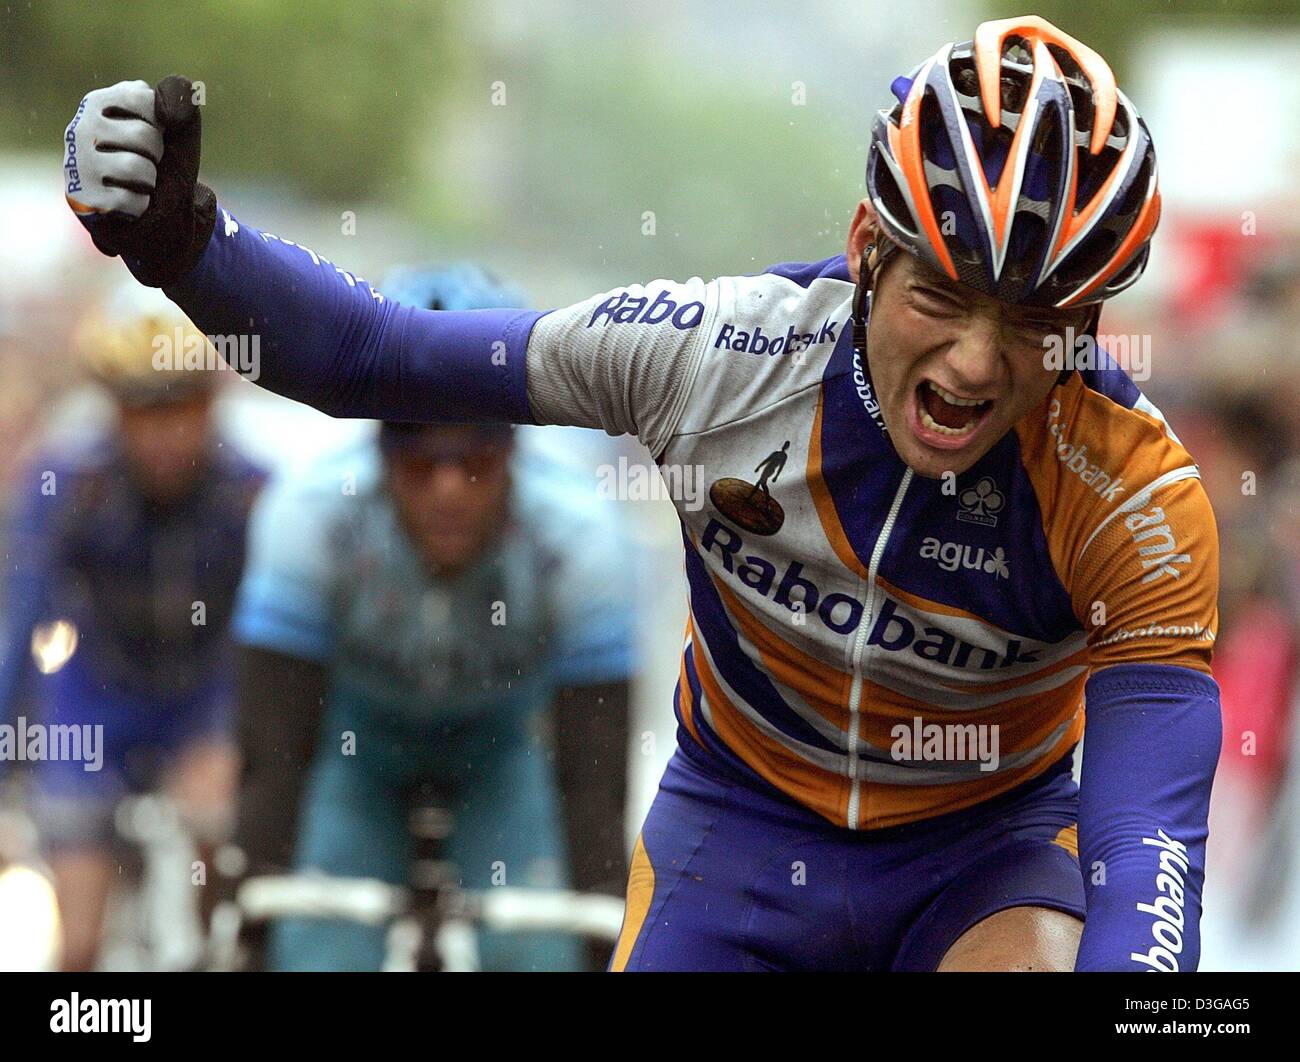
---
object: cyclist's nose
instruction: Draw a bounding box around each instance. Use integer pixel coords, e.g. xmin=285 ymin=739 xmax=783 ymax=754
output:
xmin=943 ymin=312 xmax=1002 ymax=391
xmin=428 ymin=462 xmax=473 ymax=496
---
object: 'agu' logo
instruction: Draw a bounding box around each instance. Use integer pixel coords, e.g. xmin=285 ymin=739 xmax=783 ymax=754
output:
xmin=919 ymin=538 xmax=1010 ymax=580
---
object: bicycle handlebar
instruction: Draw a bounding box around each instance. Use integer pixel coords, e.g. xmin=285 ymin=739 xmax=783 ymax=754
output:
xmin=237 ymin=874 xmax=403 ymax=926
xmin=465 ymin=887 xmax=624 ymax=940
xmin=232 ymin=873 xmax=625 ymax=941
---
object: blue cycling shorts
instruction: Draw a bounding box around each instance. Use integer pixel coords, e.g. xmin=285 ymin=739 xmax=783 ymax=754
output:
xmin=29 ymin=657 xmax=232 ymax=849
xmin=611 ymin=730 xmax=1085 ymax=971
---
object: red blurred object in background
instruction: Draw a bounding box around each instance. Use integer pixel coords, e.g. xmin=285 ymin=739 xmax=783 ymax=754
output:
xmin=1214 ymin=596 xmax=1297 ymax=792
xmin=1166 ymin=217 xmax=1277 ymax=325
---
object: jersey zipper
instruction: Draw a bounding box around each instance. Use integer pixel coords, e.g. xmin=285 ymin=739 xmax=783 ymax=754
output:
xmin=844 ymin=467 xmax=913 ymax=829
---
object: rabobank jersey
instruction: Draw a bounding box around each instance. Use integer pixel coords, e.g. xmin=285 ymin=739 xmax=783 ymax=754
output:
xmin=524 ymin=254 xmax=1219 ymax=830
xmin=232 ymin=433 xmax=636 ymax=729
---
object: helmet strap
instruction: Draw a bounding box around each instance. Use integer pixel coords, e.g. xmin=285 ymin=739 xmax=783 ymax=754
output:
xmin=851 ymin=245 xmax=872 ymax=354
xmin=851 ymin=239 xmax=895 ymax=355
xmin=1054 ymin=303 xmax=1103 ymax=386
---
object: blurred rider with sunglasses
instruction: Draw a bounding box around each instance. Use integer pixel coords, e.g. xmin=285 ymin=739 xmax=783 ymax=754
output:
xmin=227 ymin=265 xmax=637 ymax=970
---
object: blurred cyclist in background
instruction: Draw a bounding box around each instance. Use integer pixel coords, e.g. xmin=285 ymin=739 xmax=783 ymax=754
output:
xmin=0 ymin=289 xmax=264 ymax=970
xmin=227 ymin=265 xmax=635 ymax=971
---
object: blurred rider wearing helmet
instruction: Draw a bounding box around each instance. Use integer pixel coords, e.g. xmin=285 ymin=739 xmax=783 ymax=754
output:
xmin=0 ymin=288 xmax=264 ymax=969
xmin=227 ymin=264 xmax=636 ymax=971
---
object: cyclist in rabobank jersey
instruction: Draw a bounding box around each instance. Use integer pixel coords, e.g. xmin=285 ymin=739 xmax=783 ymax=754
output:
xmin=62 ymin=15 xmax=1221 ymax=971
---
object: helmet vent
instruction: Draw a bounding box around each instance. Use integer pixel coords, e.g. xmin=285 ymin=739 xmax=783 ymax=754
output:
xmin=1105 ymin=245 xmax=1150 ymax=293
xmin=1000 ymin=74 xmax=1027 ymax=116
xmin=1047 ymin=44 xmax=1083 ymax=82
xmin=1001 ymin=36 xmax=1033 ymax=67
xmin=1109 ymin=105 xmax=1130 ymax=143
xmin=1076 ymin=137 xmax=1125 ymax=207
xmin=1113 ymin=150 xmax=1154 ymax=219
xmin=1066 ymin=81 xmax=1095 ymax=140
xmin=954 ymin=63 xmax=980 ymax=99
xmin=870 ymin=153 xmax=919 ymax=241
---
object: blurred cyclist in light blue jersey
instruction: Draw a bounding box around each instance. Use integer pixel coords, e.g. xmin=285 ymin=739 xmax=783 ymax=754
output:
xmin=228 ymin=265 xmax=636 ymax=971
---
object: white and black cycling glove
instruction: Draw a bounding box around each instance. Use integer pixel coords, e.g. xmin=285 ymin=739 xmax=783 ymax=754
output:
xmin=63 ymin=75 xmax=216 ymax=288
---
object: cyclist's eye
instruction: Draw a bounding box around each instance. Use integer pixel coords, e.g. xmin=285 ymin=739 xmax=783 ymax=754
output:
xmin=398 ymin=458 xmax=438 ymax=480
xmin=912 ymin=286 xmax=964 ymax=315
xmin=1014 ymin=321 xmax=1051 ymax=336
xmin=1010 ymin=319 xmax=1062 ymax=345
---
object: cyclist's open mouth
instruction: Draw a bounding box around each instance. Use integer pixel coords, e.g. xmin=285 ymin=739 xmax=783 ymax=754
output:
xmin=909 ymin=380 xmax=994 ymax=450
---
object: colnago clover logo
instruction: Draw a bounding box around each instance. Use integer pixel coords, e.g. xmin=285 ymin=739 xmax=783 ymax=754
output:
xmin=956 ymin=476 xmax=1004 ymax=527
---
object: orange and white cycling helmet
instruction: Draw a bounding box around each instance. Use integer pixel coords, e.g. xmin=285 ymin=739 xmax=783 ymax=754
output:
xmin=867 ymin=15 xmax=1160 ymax=308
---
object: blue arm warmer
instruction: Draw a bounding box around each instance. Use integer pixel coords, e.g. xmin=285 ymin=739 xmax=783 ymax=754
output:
xmin=1075 ymin=663 xmax=1221 ymax=971
xmin=163 ymin=209 xmax=543 ymax=423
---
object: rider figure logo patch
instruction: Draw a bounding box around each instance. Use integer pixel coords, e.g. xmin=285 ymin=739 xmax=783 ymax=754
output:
xmin=709 ymin=441 xmax=789 ymax=536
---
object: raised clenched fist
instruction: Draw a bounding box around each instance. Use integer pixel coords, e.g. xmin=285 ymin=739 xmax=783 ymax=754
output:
xmin=63 ymin=75 xmax=217 ymax=288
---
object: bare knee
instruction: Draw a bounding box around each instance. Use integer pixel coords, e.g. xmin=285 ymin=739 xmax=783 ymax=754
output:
xmin=166 ymin=740 xmax=238 ymax=843
xmin=50 ymin=849 xmax=114 ymax=971
xmin=937 ymin=905 xmax=1082 ymax=972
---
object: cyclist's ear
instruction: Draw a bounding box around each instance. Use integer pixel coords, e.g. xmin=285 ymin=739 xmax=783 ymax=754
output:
xmin=846 ymin=198 xmax=884 ymax=282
